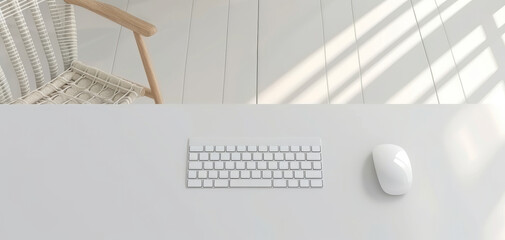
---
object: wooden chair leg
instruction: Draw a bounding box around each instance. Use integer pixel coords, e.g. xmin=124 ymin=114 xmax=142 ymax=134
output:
xmin=134 ymin=32 xmax=163 ymax=104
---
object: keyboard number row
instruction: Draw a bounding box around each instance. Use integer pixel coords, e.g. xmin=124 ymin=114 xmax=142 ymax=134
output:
xmin=190 ymin=145 xmax=321 ymax=152
xmin=189 ymin=152 xmax=321 ymax=161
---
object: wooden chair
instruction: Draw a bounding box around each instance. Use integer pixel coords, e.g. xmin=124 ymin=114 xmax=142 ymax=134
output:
xmin=0 ymin=0 xmax=162 ymax=104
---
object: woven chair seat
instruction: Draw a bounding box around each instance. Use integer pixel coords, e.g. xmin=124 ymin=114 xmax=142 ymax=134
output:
xmin=11 ymin=61 xmax=145 ymax=104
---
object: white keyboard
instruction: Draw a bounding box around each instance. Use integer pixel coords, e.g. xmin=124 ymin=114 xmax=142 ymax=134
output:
xmin=186 ymin=138 xmax=323 ymax=188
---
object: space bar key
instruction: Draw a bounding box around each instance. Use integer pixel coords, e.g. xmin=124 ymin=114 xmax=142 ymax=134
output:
xmin=230 ymin=180 xmax=272 ymax=187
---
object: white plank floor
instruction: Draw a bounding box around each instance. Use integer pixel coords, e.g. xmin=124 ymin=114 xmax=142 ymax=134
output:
xmin=2 ymin=0 xmax=505 ymax=103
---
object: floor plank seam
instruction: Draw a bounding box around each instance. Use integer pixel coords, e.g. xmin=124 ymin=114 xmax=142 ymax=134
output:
xmin=433 ymin=0 xmax=468 ymax=103
xmin=110 ymin=0 xmax=130 ymax=75
xmin=319 ymin=0 xmax=331 ymax=104
xmin=181 ymin=0 xmax=196 ymax=104
xmin=350 ymin=0 xmax=365 ymax=104
xmin=255 ymin=0 xmax=260 ymax=104
xmin=409 ymin=0 xmax=440 ymax=104
xmin=222 ymin=0 xmax=231 ymax=104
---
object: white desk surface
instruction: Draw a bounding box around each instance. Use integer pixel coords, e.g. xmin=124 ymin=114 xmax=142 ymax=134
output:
xmin=1 ymin=106 xmax=504 ymax=240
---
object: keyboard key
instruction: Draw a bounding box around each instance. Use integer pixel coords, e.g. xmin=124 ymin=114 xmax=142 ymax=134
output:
xmin=273 ymin=171 xmax=283 ymax=179
xmin=301 ymin=146 xmax=311 ymax=152
xmin=301 ymin=162 xmax=312 ymax=170
xmin=268 ymin=162 xmax=278 ymax=170
xmin=225 ymin=162 xmax=235 ymax=169
xmin=203 ymin=179 xmax=213 ymax=187
xmin=215 ymin=162 xmax=224 ymax=170
xmin=237 ymin=145 xmax=246 ymax=152
xmin=273 ymin=180 xmax=287 ymax=187
xmin=258 ymin=146 xmax=268 ymax=152
xmin=188 ymin=180 xmax=202 ymax=187
xmin=290 ymin=162 xmax=300 ymax=169
xmin=189 ymin=153 xmax=198 ymax=160
xmin=208 ymin=171 xmax=218 ymax=179
xmin=203 ymin=162 xmax=213 ymax=170
xmin=189 ymin=162 xmax=202 ymax=170
xmin=262 ymin=171 xmax=272 ymax=178
xmin=257 ymin=162 xmax=267 ymax=170
xmin=253 ymin=153 xmax=262 ymax=160
xmin=269 ymin=146 xmax=279 ymax=152
xmin=230 ymin=179 xmax=272 ymax=187
xmin=247 ymin=146 xmax=257 ymax=152
xmin=288 ymin=180 xmax=299 ymax=187
xmin=311 ymin=180 xmax=323 ymax=187
xmin=295 ymin=153 xmax=305 ymax=160
xmin=219 ymin=171 xmax=229 ymax=178
xmin=230 ymin=171 xmax=240 ymax=179
xmin=313 ymin=162 xmax=322 ymax=170
xmin=226 ymin=146 xmax=236 ymax=152
xmin=312 ymin=146 xmax=321 ymax=152
xmin=251 ymin=171 xmax=261 ymax=179
xmin=291 ymin=146 xmax=300 ymax=152
xmin=204 ymin=146 xmax=214 ymax=152
xmin=240 ymin=170 xmax=250 ymax=178
xmin=306 ymin=153 xmax=321 ymax=161
xmin=221 ymin=153 xmax=231 ymax=160
xmin=215 ymin=146 xmax=225 ymax=152
xmin=210 ymin=153 xmax=220 ymax=161
xmin=305 ymin=171 xmax=322 ymax=179
xmin=264 ymin=153 xmax=273 ymax=160
xmin=279 ymin=162 xmax=289 ymax=170
xmin=242 ymin=153 xmax=252 ymax=161
xmin=188 ymin=171 xmax=197 ymax=179
xmin=247 ymin=162 xmax=256 ymax=170
xmin=189 ymin=146 xmax=203 ymax=152
xmin=283 ymin=170 xmax=293 ymax=178
xmin=285 ymin=153 xmax=295 ymax=161
xmin=280 ymin=146 xmax=290 ymax=152
xmin=236 ymin=162 xmax=246 ymax=170
xmin=274 ymin=153 xmax=284 ymax=160
xmin=214 ymin=180 xmax=228 ymax=187
xmin=199 ymin=153 xmax=209 ymax=160
xmin=300 ymin=180 xmax=310 ymax=188
xmin=231 ymin=153 xmax=241 ymax=161
xmin=294 ymin=171 xmax=304 ymax=179
xmin=198 ymin=171 xmax=207 ymax=178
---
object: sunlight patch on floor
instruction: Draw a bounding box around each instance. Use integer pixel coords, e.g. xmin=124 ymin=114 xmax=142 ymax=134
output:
xmin=256 ymin=46 xmax=327 ymax=104
xmin=387 ymin=68 xmax=437 ymax=103
xmin=481 ymin=81 xmax=505 ymax=104
xmin=325 ymin=26 xmax=362 ymax=103
xmin=412 ymin=0 xmax=466 ymax=103
xmin=357 ymin=5 xmax=416 ymax=68
xmin=493 ymin=4 xmax=505 ymax=28
xmin=459 ymin=48 xmax=498 ymax=98
xmin=358 ymin=10 xmax=425 ymax=95
xmin=452 ymin=26 xmax=486 ymax=62
xmin=436 ymin=0 xmax=473 ymax=20
xmin=430 ymin=50 xmax=466 ymax=103
xmin=414 ymin=0 xmax=445 ymax=35
xmin=355 ymin=0 xmax=405 ymax=36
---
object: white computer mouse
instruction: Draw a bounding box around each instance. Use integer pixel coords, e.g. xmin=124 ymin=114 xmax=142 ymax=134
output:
xmin=372 ymin=144 xmax=412 ymax=195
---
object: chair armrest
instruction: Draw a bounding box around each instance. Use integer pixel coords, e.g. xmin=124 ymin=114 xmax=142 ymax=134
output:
xmin=64 ymin=0 xmax=157 ymax=37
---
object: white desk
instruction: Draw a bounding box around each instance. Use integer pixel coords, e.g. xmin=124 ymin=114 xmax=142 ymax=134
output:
xmin=1 ymin=106 xmax=504 ymax=240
